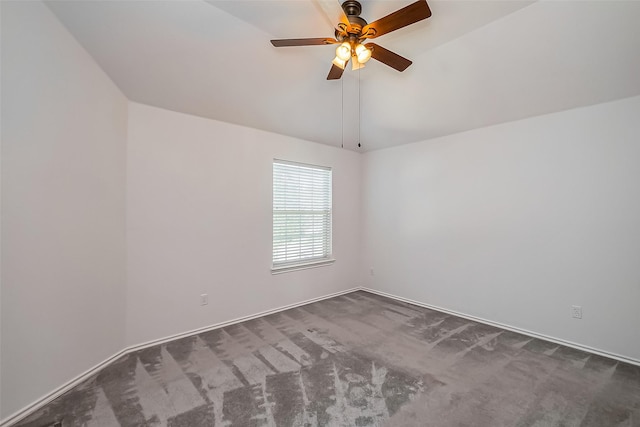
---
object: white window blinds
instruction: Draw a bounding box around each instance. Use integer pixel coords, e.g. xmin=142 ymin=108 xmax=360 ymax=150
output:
xmin=273 ymin=160 xmax=332 ymax=268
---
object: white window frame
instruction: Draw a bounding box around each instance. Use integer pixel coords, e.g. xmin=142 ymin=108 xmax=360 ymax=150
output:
xmin=272 ymin=159 xmax=334 ymax=274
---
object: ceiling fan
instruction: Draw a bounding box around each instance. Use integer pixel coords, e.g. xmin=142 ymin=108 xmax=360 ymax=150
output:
xmin=271 ymin=0 xmax=432 ymax=80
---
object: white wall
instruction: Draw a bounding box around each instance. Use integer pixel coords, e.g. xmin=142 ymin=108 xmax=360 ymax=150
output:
xmin=362 ymin=95 xmax=640 ymax=362
xmin=126 ymin=103 xmax=361 ymax=346
xmin=1 ymin=1 xmax=127 ymax=418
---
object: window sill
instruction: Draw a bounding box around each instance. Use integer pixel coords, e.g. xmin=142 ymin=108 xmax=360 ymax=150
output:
xmin=271 ymin=259 xmax=335 ymax=274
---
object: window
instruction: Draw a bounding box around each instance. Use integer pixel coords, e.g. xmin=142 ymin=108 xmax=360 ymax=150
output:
xmin=272 ymin=160 xmax=333 ymax=273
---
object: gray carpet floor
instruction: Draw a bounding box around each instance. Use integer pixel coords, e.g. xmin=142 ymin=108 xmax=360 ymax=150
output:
xmin=14 ymin=291 xmax=640 ymax=426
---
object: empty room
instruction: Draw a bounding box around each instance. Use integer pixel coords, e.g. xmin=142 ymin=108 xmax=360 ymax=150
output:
xmin=1 ymin=0 xmax=639 ymax=426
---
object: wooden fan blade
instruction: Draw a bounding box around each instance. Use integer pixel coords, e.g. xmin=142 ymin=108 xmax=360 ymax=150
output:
xmin=271 ymin=38 xmax=337 ymax=47
xmin=327 ymin=64 xmax=345 ymax=80
xmin=362 ymin=0 xmax=431 ymax=39
xmin=366 ymin=43 xmax=412 ymax=72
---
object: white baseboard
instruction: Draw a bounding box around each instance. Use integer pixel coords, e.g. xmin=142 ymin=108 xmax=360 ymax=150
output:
xmin=125 ymin=287 xmax=362 ymax=354
xmin=360 ymin=287 xmax=640 ymax=367
xmin=0 ymin=287 xmax=362 ymax=427
xmin=0 ymin=348 xmax=128 ymax=427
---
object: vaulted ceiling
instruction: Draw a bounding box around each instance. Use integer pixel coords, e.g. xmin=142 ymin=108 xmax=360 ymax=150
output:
xmin=47 ymin=0 xmax=640 ymax=151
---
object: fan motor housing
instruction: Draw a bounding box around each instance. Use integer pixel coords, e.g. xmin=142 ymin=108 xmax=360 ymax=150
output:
xmin=339 ymin=0 xmax=368 ymax=37
xmin=347 ymin=15 xmax=367 ymax=31
xmin=343 ymin=1 xmax=367 ymax=32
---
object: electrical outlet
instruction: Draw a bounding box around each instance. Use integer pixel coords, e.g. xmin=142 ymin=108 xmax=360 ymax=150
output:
xmin=200 ymin=294 xmax=208 ymax=306
xmin=571 ymin=305 xmax=582 ymax=319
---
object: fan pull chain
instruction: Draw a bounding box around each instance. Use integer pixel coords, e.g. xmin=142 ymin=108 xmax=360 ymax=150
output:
xmin=341 ymin=77 xmax=344 ymax=149
xmin=358 ymin=68 xmax=361 ymax=148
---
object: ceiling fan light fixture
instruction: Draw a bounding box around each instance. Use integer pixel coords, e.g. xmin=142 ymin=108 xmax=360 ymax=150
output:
xmin=355 ymin=43 xmax=372 ymax=64
xmin=332 ymin=56 xmax=347 ymax=70
xmin=335 ymin=41 xmax=351 ymax=61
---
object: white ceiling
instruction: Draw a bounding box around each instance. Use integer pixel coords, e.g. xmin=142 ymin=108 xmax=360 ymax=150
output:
xmin=46 ymin=0 xmax=640 ymax=151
